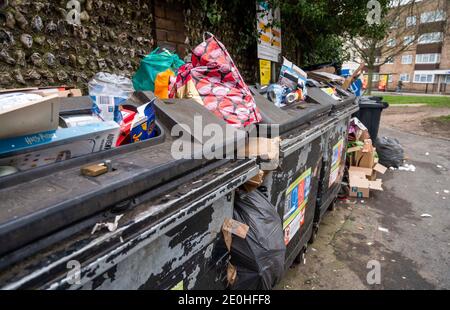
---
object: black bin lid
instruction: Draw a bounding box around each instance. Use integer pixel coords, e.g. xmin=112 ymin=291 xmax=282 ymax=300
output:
xmin=0 ymin=92 xmax=244 ymax=258
xmin=358 ymin=99 xmax=389 ymax=109
xmin=250 ymin=87 xmax=333 ymax=135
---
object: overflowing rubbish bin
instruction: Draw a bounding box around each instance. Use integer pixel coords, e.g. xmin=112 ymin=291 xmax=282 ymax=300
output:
xmin=313 ymin=93 xmax=358 ymax=232
xmin=309 ymin=81 xmax=359 ymax=232
xmin=0 ymin=92 xmax=259 ymax=290
xmin=250 ymin=86 xmax=337 ymax=269
xmin=354 ymin=97 xmax=389 ymax=141
xmin=0 ymin=27 xmax=364 ymax=290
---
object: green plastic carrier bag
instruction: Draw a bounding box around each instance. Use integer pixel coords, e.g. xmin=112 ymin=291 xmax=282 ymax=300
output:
xmin=132 ymin=48 xmax=185 ymax=91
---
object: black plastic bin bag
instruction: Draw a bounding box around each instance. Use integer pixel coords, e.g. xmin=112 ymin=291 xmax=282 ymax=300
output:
xmin=230 ymin=189 xmax=286 ymax=290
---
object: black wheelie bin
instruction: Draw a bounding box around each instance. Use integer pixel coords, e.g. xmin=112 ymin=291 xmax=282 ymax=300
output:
xmin=306 ymin=78 xmax=359 ymax=240
xmin=0 ymin=92 xmax=259 ymax=290
xmin=355 ymin=97 xmax=389 ymax=141
xmin=250 ymin=86 xmax=335 ymax=269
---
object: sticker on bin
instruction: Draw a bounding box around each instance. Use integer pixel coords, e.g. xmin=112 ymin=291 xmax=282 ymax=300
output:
xmin=284 ymin=204 xmax=306 ymax=246
xmin=329 ymin=139 xmax=344 ymax=187
xmin=283 ymin=168 xmax=311 ymax=245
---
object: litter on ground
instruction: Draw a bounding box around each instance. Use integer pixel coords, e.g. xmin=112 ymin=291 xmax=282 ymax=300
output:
xmin=398 ymin=164 xmax=416 ymax=172
xmin=378 ymin=227 xmax=389 ymax=233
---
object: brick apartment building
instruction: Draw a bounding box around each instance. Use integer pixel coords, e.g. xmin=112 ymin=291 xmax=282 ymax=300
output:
xmin=367 ymin=0 xmax=450 ymax=94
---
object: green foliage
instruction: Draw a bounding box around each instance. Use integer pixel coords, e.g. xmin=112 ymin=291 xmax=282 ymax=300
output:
xmin=184 ymin=0 xmax=258 ymax=81
xmin=184 ymin=0 xmax=393 ymax=79
xmin=438 ymin=115 xmax=450 ymax=122
xmin=270 ymin=0 xmax=377 ymax=66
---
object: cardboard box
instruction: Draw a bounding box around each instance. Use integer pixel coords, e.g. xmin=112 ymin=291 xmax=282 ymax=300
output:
xmin=349 ymin=166 xmax=373 ymax=177
xmin=348 ymin=164 xmax=385 ymax=198
xmin=350 ymin=186 xmax=370 ymax=198
xmin=359 ymin=130 xmax=370 ymax=141
xmin=356 ymin=151 xmax=375 ymax=168
xmin=0 ymin=121 xmax=120 ymax=172
xmin=354 ymin=139 xmax=375 ymax=168
xmin=0 ymin=94 xmax=60 ymax=139
xmin=0 ymin=87 xmax=82 ymax=98
xmin=243 ymin=170 xmax=266 ymax=192
xmin=350 ymin=117 xmax=371 ymax=141
xmin=368 ymin=170 xmax=377 ymax=181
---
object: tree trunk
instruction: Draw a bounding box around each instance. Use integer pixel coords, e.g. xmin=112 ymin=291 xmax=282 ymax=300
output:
xmin=366 ymin=66 xmax=374 ymax=96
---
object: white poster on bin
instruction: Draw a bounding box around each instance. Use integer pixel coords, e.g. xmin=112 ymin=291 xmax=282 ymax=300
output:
xmin=256 ymin=1 xmax=282 ymax=62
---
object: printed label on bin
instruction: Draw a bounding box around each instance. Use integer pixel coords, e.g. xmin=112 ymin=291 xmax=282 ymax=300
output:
xmin=329 ymin=139 xmax=344 ymax=187
xmin=283 ymin=204 xmax=306 ymax=245
xmin=283 ymin=168 xmax=311 ymax=244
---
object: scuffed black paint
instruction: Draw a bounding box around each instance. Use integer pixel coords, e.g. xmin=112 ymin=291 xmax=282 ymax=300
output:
xmin=315 ymin=115 xmax=351 ymax=224
xmin=0 ymin=159 xmax=256 ymax=290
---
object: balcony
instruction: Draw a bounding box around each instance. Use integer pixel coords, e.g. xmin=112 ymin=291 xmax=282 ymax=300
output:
xmin=414 ymin=63 xmax=440 ymax=70
xmin=416 ymin=43 xmax=442 ymax=54
xmin=419 ymin=21 xmax=446 ymax=34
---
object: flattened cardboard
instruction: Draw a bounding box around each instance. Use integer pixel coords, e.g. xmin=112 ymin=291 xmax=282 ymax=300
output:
xmin=222 ymin=218 xmax=249 ymax=252
xmin=227 ymin=263 xmax=237 ymax=286
xmin=349 ymin=171 xmax=370 ymax=188
xmin=362 ymin=139 xmax=373 ymax=153
xmin=69 ymin=89 xmax=82 ymax=97
xmin=351 ymin=117 xmax=368 ymax=131
xmin=349 ymin=167 xmax=383 ymax=192
xmin=246 ymin=137 xmax=280 ymax=160
xmin=349 ymin=166 xmax=373 ymax=177
xmin=222 ymin=218 xmax=249 ymax=239
xmin=368 ymin=179 xmax=383 ymax=191
xmin=347 ymin=145 xmax=363 ymax=153
xmin=243 ymin=170 xmax=266 ymax=192
xmin=359 ymin=130 xmax=370 ymax=141
xmin=373 ymin=163 xmax=387 ymax=174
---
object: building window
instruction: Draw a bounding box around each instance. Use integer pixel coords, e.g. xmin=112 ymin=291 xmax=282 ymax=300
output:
xmin=406 ymin=16 xmax=416 ymax=27
xmin=385 ymin=57 xmax=394 ymax=64
xmin=420 ymin=10 xmax=446 ymax=24
xmin=387 ymin=39 xmax=396 ymax=47
xmin=418 ymin=32 xmax=443 ymax=44
xmin=403 ymin=35 xmax=414 ymax=46
xmin=372 ymin=73 xmax=380 ymax=82
xmin=400 ymin=74 xmax=410 ymax=82
xmin=401 ymin=55 xmax=413 ymax=64
xmin=414 ymin=73 xmax=434 ymax=83
xmin=446 ymin=75 xmax=450 ymax=84
xmin=391 ymin=0 xmax=423 ymax=7
xmin=415 ymin=53 xmax=441 ymax=64
xmin=375 ymin=57 xmax=381 ymax=64
xmin=388 ymin=75 xmax=393 ymax=83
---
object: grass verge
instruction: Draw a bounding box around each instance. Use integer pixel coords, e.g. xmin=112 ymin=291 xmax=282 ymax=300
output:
xmin=382 ymin=95 xmax=450 ymax=108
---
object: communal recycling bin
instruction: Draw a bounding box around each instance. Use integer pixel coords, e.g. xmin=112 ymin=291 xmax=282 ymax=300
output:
xmin=0 ymin=92 xmax=259 ymax=290
xmin=250 ymin=87 xmax=336 ymax=269
xmin=354 ymin=97 xmax=389 ymax=141
xmin=307 ymin=84 xmax=359 ymax=234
